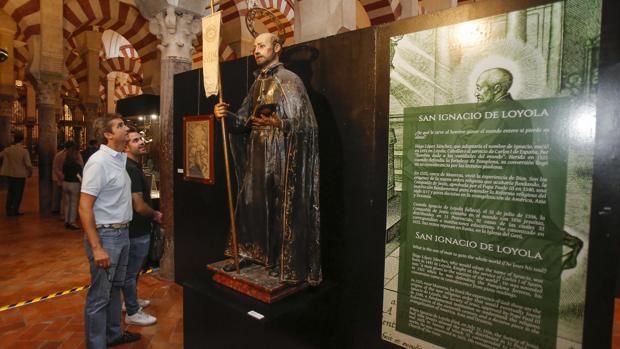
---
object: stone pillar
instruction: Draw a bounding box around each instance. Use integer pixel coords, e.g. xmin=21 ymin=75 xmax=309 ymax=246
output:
xmin=140 ymin=3 xmax=203 ymax=279
xmin=75 ymin=31 xmax=103 ymax=139
xmin=82 ymin=102 xmax=99 ymax=137
xmin=0 ymin=95 xmax=13 ymax=148
xmin=106 ymin=74 xmax=116 ymax=114
xmin=28 ymin=0 xmax=65 ymax=215
xmin=141 ymin=54 xmax=161 ymax=95
xmin=0 ymin=11 xmax=17 ymax=148
xmin=506 ymin=10 xmax=527 ymax=42
xmin=35 ymin=78 xmax=63 ymax=215
xmin=25 ymin=84 xmax=36 ymax=154
xmin=294 ymin=0 xmax=356 ymax=43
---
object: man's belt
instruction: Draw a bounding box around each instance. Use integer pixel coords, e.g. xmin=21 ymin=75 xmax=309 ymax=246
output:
xmin=95 ymin=223 xmax=129 ymax=229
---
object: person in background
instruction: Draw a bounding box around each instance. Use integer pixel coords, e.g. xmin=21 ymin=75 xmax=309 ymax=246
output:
xmin=51 ymin=142 xmax=66 ymax=215
xmin=82 ymin=139 xmax=99 ymax=164
xmin=62 ymin=141 xmax=83 ymax=230
xmin=122 ymin=125 xmax=162 ymax=326
xmin=0 ymin=131 xmax=33 ymax=216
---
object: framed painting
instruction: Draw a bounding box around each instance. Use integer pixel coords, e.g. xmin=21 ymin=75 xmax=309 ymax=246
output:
xmin=183 ymin=115 xmax=215 ymax=184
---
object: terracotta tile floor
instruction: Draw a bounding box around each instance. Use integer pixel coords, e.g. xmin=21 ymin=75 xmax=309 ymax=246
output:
xmin=1 ymin=173 xmax=620 ymax=348
xmin=0 ymin=174 xmax=182 ymax=348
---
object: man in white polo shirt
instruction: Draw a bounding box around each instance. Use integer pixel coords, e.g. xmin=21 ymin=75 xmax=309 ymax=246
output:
xmin=79 ymin=114 xmax=140 ymax=348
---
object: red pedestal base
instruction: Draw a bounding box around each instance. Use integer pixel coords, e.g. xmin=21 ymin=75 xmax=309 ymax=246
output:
xmin=207 ymin=259 xmax=307 ymax=303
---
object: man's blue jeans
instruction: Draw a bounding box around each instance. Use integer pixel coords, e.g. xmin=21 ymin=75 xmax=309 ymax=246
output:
xmin=122 ymin=233 xmax=150 ymax=315
xmin=84 ymin=227 xmax=129 ymax=349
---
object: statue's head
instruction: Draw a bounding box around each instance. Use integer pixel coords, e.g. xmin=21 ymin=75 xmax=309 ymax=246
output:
xmin=475 ymin=68 xmax=513 ymax=104
xmin=253 ymin=33 xmax=282 ymax=68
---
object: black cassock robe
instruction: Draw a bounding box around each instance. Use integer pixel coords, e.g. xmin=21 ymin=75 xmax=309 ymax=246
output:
xmin=225 ymin=63 xmax=321 ymax=285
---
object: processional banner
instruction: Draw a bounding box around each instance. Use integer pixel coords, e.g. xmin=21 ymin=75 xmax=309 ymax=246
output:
xmin=202 ymin=11 xmax=221 ymax=97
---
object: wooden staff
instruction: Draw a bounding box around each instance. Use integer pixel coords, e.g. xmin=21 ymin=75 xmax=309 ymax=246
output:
xmin=212 ymin=0 xmax=240 ymax=274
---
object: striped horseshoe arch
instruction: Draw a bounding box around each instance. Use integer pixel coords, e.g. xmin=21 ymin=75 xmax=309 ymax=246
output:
xmin=0 ymin=0 xmax=39 ymax=78
xmin=63 ymin=0 xmax=158 ymax=63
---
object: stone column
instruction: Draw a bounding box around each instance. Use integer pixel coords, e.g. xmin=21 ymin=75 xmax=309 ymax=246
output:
xmin=294 ymin=0 xmax=356 ymax=43
xmin=0 ymin=95 xmax=13 ymax=148
xmin=106 ymin=74 xmax=116 ymax=114
xmin=28 ymin=0 xmax=66 ymax=215
xmin=140 ymin=54 xmax=161 ymax=95
xmin=24 ymin=84 xmax=36 ymax=154
xmin=141 ymin=3 xmax=203 ymax=279
xmin=82 ymin=102 xmax=99 ymax=136
xmin=75 ymin=31 xmax=103 ymax=139
xmin=0 ymin=12 xmax=17 ymax=148
xmin=35 ymin=78 xmax=63 ymax=215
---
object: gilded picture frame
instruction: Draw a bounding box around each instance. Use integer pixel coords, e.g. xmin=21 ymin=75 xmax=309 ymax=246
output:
xmin=183 ymin=115 xmax=215 ymax=184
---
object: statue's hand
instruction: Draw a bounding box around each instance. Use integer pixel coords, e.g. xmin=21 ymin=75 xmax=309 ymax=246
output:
xmin=214 ymin=102 xmax=229 ymax=119
xmin=251 ymin=112 xmax=281 ymax=128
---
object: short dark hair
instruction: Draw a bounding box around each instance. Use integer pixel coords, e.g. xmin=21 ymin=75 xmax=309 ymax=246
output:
xmin=88 ymin=139 xmax=98 ymax=146
xmin=12 ymin=131 xmax=24 ymax=144
xmin=93 ymin=116 xmax=116 ymax=145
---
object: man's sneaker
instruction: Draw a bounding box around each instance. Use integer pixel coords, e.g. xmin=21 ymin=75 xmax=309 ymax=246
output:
xmin=122 ymin=299 xmax=151 ymax=312
xmin=125 ymin=310 xmax=157 ymax=326
xmin=108 ymin=331 xmax=141 ymax=347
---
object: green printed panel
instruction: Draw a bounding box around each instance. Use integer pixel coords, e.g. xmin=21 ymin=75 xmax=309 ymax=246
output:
xmin=396 ymin=98 xmax=572 ymax=349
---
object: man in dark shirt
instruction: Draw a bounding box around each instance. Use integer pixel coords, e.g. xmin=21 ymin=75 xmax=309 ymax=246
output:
xmin=123 ymin=126 xmax=162 ymax=326
xmin=82 ymin=139 xmax=99 ymax=164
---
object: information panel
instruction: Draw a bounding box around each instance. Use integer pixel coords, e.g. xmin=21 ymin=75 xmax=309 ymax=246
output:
xmin=382 ymin=1 xmax=601 ymax=348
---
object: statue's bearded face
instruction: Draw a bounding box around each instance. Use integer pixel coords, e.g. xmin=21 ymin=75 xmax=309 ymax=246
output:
xmin=253 ymin=34 xmax=280 ymax=68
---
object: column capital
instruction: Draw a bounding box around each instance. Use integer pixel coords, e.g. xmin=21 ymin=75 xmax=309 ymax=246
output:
xmin=34 ymin=76 xmax=63 ymax=107
xmin=147 ymin=6 xmax=202 ymax=61
xmin=135 ymin=0 xmax=207 ymax=19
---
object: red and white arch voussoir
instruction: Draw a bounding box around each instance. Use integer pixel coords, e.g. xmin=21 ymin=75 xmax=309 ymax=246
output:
xmin=253 ymin=0 xmax=295 ymax=45
xmin=359 ymin=0 xmax=402 ymax=25
xmin=63 ymin=76 xmax=80 ymax=94
xmin=1 ymin=0 xmax=40 ymax=72
xmin=114 ymin=84 xmax=142 ymax=101
xmin=62 ymin=0 xmax=158 ymax=63
xmin=118 ymin=44 xmax=139 ymax=59
xmin=100 ymin=57 xmax=143 ymax=82
xmin=1 ymin=0 xmax=40 ymax=42
xmin=220 ymin=0 xmax=248 ymax=23
xmin=257 ymin=0 xmax=294 ymax=24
